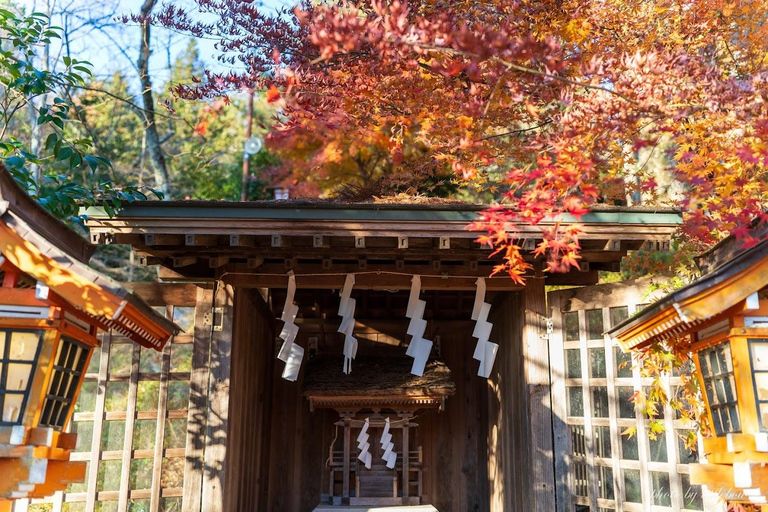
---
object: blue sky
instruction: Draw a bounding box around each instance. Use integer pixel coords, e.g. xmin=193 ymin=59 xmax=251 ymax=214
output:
xmin=14 ymin=0 xmax=291 ymax=91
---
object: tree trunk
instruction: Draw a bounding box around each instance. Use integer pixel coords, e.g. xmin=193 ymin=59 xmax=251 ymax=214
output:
xmin=137 ymin=0 xmax=171 ymax=199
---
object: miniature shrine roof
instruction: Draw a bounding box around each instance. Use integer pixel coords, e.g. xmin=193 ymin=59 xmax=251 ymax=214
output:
xmin=303 ymin=357 xmax=455 ymax=409
xmin=0 ymin=165 xmax=178 ymax=349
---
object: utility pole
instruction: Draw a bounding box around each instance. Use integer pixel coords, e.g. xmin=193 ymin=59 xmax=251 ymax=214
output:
xmin=241 ymin=90 xmax=255 ymax=201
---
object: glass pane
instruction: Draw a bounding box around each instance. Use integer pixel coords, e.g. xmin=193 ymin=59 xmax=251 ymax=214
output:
xmin=9 ymin=331 xmax=40 ymax=360
xmin=6 ymin=363 xmax=32 ymax=391
xmin=86 ymin=346 xmax=101 ymax=374
xmin=649 ymin=432 xmax=668 ymax=462
xmin=597 ymin=466 xmax=614 ymax=500
xmin=593 ymin=387 xmax=609 ymax=418
xmin=589 ymin=348 xmax=606 ymax=378
xmin=140 ymin=347 xmax=163 ymax=374
xmin=170 ymin=344 xmax=193 ymax=373
xmin=564 ymin=312 xmax=579 ymax=341
xmin=618 ymin=386 xmax=635 ymax=418
xmin=108 ymin=344 xmax=133 ymax=375
xmin=586 ymin=309 xmax=604 ymax=340
xmin=615 ymin=347 xmax=632 ymax=378
xmin=129 ymin=499 xmax=151 ymax=512
xmin=105 ymin=381 xmax=129 ymax=412
xmin=752 ymin=342 xmax=768 ymax=371
xmin=161 ymin=458 xmax=185 ymax=488
xmin=568 ymin=387 xmax=584 ymax=417
xmin=622 ymin=433 xmax=639 ymax=460
xmin=97 ymin=460 xmax=122 ymax=491
xmin=160 ymin=497 xmax=182 ymax=512
xmin=72 ymin=420 xmax=93 ymax=451
xmin=75 ymin=380 xmax=97 ymax=413
xmin=623 ymin=469 xmax=642 ymax=502
xmin=2 ymin=394 xmax=23 ymax=422
xmin=130 ymin=458 xmax=154 ymax=490
xmin=678 ymin=431 xmax=699 ymax=464
xmin=573 ymin=462 xmax=589 ymax=497
xmin=652 ymin=471 xmax=672 ymax=506
xmin=164 ymin=418 xmax=187 ymax=449
xmin=698 ymin=352 xmax=710 ymax=377
xmin=571 ymin=425 xmax=587 ymax=456
xmin=133 ymin=419 xmax=157 ymax=450
xmin=682 ymin=474 xmax=704 ymax=510
xmin=755 ymin=373 xmax=768 ymax=401
xmin=610 ymin=306 xmax=629 ymax=328
xmin=0 ymin=332 xmax=5 ymax=357
xmin=136 ymin=381 xmax=160 ymax=411
xmin=167 ymin=381 xmax=190 ymax=410
xmin=63 ymin=504 xmax=87 ymax=512
xmin=101 ymin=420 xmax=125 ymax=451
xmin=566 ymin=349 xmax=582 ymax=379
xmin=95 ymin=501 xmax=118 ymax=512
xmin=594 ymin=426 xmax=611 ymax=458
xmin=172 ymin=307 xmax=195 ymax=334
xmin=760 ymin=403 xmax=768 ymax=431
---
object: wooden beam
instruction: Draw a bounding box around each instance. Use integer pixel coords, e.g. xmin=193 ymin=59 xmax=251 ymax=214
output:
xmin=209 ymin=255 xmax=230 ymax=268
xmin=218 ymin=272 xmax=524 ymax=290
xmin=186 ymin=234 xmax=220 ymax=246
xmin=128 ymin=282 xmax=200 ymax=306
xmin=144 ymin=233 xmax=184 ymax=246
xmin=229 ymin=234 xmax=256 ymax=247
xmin=173 ymin=256 xmax=197 ymax=268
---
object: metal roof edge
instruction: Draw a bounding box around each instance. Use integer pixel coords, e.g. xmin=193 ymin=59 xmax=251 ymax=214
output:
xmin=82 ymin=204 xmax=682 ymax=225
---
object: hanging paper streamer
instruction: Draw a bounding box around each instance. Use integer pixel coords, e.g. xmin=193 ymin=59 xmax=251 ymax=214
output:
xmin=278 ymin=273 xmax=303 ymax=381
xmin=380 ymin=417 xmax=397 ymax=469
xmin=338 ymin=274 xmax=358 ymax=374
xmin=472 ymin=278 xmax=499 ymax=378
xmin=405 ymin=275 xmax=433 ymax=376
xmin=357 ymin=418 xmax=372 ymax=469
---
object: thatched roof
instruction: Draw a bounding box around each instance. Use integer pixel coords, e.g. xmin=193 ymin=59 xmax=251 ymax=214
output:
xmin=302 ymin=357 xmax=456 ymax=398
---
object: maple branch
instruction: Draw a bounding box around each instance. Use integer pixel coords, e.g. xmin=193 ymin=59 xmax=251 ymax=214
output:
xmin=395 ymin=40 xmax=640 ymax=105
xmin=477 ymin=120 xmax=552 ymax=141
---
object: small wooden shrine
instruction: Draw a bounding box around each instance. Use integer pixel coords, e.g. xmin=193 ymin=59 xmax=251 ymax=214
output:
xmin=609 ymin=224 xmax=768 ymax=509
xmin=0 ymin=165 xmax=176 ymax=508
xmin=303 ymin=357 xmax=455 ymax=506
xmin=74 ymin=199 xmax=683 ymax=512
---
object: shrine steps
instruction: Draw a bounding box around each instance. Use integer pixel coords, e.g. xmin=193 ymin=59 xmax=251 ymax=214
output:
xmin=312 ymin=505 xmax=438 ymax=512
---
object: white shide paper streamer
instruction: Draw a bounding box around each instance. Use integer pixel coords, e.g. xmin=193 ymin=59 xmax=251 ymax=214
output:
xmin=405 ymin=275 xmax=433 ymax=376
xmin=471 ymin=278 xmax=499 ymax=378
xmin=278 ymin=273 xmax=304 ymax=381
xmin=338 ymin=274 xmax=358 ymax=374
xmin=380 ymin=417 xmax=397 ymax=469
xmin=357 ymin=417 xmax=372 ymax=469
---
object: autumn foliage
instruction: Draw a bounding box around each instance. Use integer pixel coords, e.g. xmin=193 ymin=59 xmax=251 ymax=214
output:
xmin=148 ymin=0 xmax=768 ymax=282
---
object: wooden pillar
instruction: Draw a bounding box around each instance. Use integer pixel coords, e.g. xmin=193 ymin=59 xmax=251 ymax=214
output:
xmin=402 ymin=420 xmax=410 ymax=498
xmin=201 ymin=283 xmax=235 ymax=512
xmin=343 ymin=417 xmax=351 ymax=501
xmin=523 ymin=273 xmax=556 ymax=510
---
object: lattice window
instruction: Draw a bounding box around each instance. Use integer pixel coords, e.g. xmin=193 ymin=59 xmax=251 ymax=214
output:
xmin=0 ymin=329 xmax=43 ymax=425
xmin=14 ymin=304 xmax=199 ymax=512
xmin=39 ymin=337 xmax=90 ymax=429
xmin=550 ymin=289 xmax=707 ymax=512
xmin=698 ymin=342 xmax=740 ymax=436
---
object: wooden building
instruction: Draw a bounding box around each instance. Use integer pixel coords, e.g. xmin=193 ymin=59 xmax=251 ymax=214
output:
xmin=10 ymin=198 xmax=723 ymax=512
